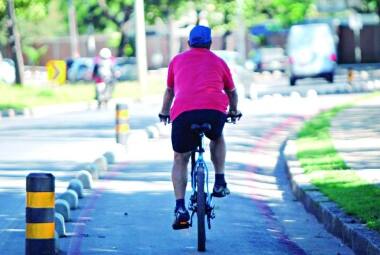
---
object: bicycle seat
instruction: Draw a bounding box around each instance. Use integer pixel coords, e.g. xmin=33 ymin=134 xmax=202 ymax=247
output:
xmin=191 ymin=123 xmax=212 ymax=134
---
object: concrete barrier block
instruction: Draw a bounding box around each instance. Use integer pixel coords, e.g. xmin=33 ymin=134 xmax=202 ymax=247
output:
xmin=76 ymin=170 xmax=93 ymax=189
xmin=146 ymin=125 xmax=159 ymax=139
xmin=103 ymin=151 xmax=115 ymax=164
xmin=55 ymin=199 xmax=71 ymax=222
xmin=84 ymin=163 xmax=99 ymax=180
xmin=307 ymin=89 xmax=318 ymax=98
xmin=94 ymin=156 xmax=108 ymax=173
xmin=59 ymin=189 xmax=79 ymax=210
xmin=290 ymin=91 xmax=301 ymax=99
xmin=68 ymin=179 xmax=84 ymax=199
xmin=55 ymin=213 xmax=66 ymax=237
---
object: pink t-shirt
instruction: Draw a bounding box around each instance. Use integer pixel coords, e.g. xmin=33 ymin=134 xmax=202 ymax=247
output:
xmin=167 ymin=48 xmax=235 ymax=121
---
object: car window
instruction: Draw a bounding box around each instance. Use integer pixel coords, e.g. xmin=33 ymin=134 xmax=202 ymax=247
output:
xmin=288 ymin=24 xmax=335 ymax=53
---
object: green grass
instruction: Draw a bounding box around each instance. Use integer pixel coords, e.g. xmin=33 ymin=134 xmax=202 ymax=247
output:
xmin=0 ymin=75 xmax=165 ymax=110
xmin=0 ymin=85 xmax=94 ymax=110
xmin=296 ymin=95 xmax=380 ymax=232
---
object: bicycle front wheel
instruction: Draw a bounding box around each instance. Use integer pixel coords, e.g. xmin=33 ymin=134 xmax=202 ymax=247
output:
xmin=196 ymin=166 xmax=206 ymax=252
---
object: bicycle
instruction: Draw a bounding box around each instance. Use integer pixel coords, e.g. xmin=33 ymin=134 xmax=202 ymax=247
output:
xmin=159 ymin=112 xmax=242 ymax=252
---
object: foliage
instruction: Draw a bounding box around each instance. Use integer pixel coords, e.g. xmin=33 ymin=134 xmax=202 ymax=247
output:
xmin=22 ymin=45 xmax=48 ymax=65
xmin=0 ymin=0 xmax=50 ymax=22
xmin=244 ymin=0 xmax=314 ymax=28
xmin=0 ymin=0 xmax=57 ymax=62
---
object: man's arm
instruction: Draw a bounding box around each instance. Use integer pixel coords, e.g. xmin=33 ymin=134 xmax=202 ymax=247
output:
xmin=225 ymin=88 xmax=239 ymax=114
xmin=160 ymin=87 xmax=174 ymax=115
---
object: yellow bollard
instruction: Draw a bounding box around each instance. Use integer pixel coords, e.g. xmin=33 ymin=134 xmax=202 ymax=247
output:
xmin=26 ymin=173 xmax=55 ymax=255
xmin=348 ymin=68 xmax=354 ymax=85
xmin=116 ymin=104 xmax=129 ymax=145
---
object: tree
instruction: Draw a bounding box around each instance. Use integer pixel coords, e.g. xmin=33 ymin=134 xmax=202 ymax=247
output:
xmin=207 ymin=0 xmax=237 ymax=49
xmin=361 ymin=0 xmax=380 ymax=18
xmin=244 ymin=0 xmax=313 ymax=28
xmin=0 ymin=0 xmax=51 ymax=51
xmin=64 ymin=0 xmax=188 ymax=57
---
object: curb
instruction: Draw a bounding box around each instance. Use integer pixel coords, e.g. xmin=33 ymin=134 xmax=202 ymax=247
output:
xmin=282 ymin=139 xmax=380 ymax=255
xmin=54 ymin=147 xmax=125 ymax=253
xmin=252 ymin=79 xmax=380 ymax=100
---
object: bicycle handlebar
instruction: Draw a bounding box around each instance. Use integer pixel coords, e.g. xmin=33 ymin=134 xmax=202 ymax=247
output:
xmin=159 ymin=112 xmax=242 ymax=125
xmin=226 ymin=112 xmax=242 ymax=124
xmin=158 ymin=113 xmax=171 ymax=125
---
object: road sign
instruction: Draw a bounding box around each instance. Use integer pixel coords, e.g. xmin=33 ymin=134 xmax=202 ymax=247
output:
xmin=46 ymin=60 xmax=66 ymax=85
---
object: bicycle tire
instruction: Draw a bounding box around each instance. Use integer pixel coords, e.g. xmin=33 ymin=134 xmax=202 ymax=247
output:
xmin=196 ymin=166 xmax=206 ymax=252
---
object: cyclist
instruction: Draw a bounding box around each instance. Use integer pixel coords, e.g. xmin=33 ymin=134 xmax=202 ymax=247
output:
xmin=92 ymin=48 xmax=116 ymax=108
xmin=158 ymin=25 xmax=241 ymax=230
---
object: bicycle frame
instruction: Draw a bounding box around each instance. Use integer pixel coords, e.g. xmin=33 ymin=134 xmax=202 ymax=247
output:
xmin=190 ymin=133 xmax=210 ymax=197
xmin=188 ymin=129 xmax=212 ymax=251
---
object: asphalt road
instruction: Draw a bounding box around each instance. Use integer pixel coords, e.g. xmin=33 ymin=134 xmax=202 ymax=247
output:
xmin=0 ymin=100 xmax=158 ymax=254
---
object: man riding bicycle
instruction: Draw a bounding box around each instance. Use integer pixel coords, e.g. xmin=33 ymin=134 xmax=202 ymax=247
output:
xmin=159 ymin=25 xmax=241 ymax=230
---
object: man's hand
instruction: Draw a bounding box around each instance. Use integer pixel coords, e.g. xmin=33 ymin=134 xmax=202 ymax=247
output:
xmin=159 ymin=87 xmax=174 ymax=125
xmin=158 ymin=112 xmax=171 ymax=125
xmin=227 ymin=110 xmax=242 ymax=124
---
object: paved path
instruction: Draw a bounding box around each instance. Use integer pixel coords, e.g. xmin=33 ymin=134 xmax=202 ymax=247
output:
xmin=331 ymin=95 xmax=380 ymax=186
xmin=0 ymin=100 xmax=158 ymax=254
xmin=0 ymin=94 xmax=360 ymax=254
xmin=60 ymin=97 xmax=355 ymax=255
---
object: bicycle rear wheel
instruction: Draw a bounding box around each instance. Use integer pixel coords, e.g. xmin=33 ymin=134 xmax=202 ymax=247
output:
xmin=196 ymin=166 xmax=206 ymax=252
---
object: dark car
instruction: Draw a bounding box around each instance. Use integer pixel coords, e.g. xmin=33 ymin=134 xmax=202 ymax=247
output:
xmin=253 ymin=47 xmax=287 ymax=73
xmin=66 ymin=57 xmax=137 ymax=83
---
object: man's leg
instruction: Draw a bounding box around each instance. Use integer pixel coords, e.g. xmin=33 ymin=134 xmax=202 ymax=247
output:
xmin=172 ymin=151 xmax=191 ymax=200
xmin=210 ymin=134 xmax=230 ymax=197
xmin=171 ymin=151 xmax=191 ymax=229
xmin=210 ymin=134 xmax=226 ymax=174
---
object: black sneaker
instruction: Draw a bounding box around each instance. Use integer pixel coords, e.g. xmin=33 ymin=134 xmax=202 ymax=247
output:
xmin=212 ymin=184 xmax=230 ymax=198
xmin=172 ymin=207 xmax=190 ymax=230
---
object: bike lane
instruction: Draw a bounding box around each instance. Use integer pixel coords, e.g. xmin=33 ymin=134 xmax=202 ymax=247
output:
xmin=62 ymin=106 xmax=354 ymax=255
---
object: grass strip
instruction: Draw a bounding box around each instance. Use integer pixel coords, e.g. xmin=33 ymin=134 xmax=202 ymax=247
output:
xmin=0 ymin=76 xmax=165 ymax=111
xmin=296 ymin=94 xmax=380 ymax=232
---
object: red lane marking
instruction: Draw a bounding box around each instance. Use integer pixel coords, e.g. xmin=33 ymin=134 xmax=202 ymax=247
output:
xmin=244 ymin=116 xmax=307 ymax=255
xmin=67 ymin=161 xmax=128 ymax=255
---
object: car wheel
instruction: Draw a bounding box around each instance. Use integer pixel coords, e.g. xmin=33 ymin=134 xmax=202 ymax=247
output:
xmin=290 ymin=76 xmax=297 ymax=86
xmin=326 ymin=73 xmax=334 ymax=83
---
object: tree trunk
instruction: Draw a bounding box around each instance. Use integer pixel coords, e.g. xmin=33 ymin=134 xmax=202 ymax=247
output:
xmin=222 ymin=31 xmax=231 ymax=50
xmin=117 ymin=31 xmax=127 ymax=57
xmin=196 ymin=9 xmax=201 ymax=25
xmin=7 ymin=0 xmax=24 ymax=85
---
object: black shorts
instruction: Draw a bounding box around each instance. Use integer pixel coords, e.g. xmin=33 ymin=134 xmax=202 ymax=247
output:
xmin=171 ymin=109 xmax=227 ymax=153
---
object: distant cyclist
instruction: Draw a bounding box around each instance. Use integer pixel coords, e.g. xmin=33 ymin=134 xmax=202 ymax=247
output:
xmin=92 ymin=48 xmax=116 ymax=108
xmin=159 ymin=25 xmax=241 ymax=230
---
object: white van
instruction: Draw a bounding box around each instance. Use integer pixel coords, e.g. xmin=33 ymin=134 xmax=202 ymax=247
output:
xmin=287 ymin=23 xmax=337 ymax=86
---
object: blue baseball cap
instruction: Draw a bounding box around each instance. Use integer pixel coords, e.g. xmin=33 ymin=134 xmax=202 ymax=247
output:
xmin=188 ymin=25 xmax=212 ymax=47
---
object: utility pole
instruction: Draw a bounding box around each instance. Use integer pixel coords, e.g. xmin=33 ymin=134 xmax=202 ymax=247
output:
xmin=348 ymin=9 xmax=363 ymax=63
xmin=236 ymin=0 xmax=246 ymax=60
xmin=68 ymin=0 xmax=80 ymax=58
xmin=135 ymin=0 xmax=148 ymax=89
xmin=7 ymin=0 xmax=24 ymax=84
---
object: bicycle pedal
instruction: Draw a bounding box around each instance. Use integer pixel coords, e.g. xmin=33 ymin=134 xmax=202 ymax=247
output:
xmin=172 ymin=221 xmax=190 ymax=230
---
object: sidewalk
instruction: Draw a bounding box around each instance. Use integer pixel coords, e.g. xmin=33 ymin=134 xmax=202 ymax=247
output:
xmin=283 ymin=94 xmax=380 ymax=255
xmin=330 ymin=97 xmax=380 ymax=187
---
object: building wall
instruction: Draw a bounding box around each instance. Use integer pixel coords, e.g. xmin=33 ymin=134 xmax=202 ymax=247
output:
xmin=338 ymin=24 xmax=380 ymax=64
